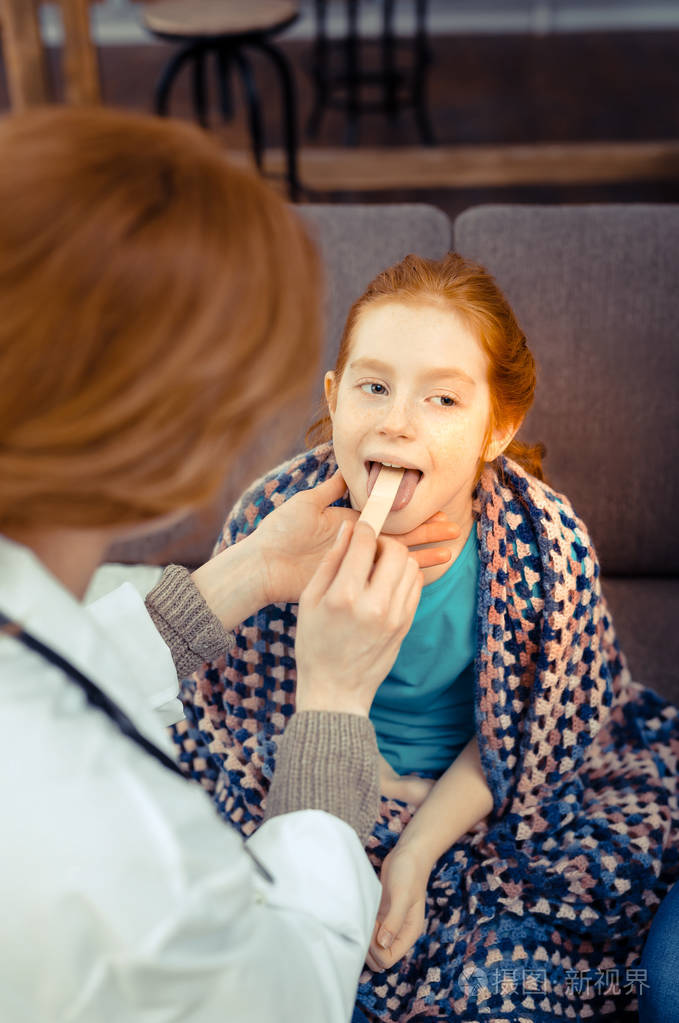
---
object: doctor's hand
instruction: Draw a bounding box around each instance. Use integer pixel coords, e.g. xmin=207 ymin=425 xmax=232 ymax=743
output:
xmin=192 ymin=470 xmax=457 ymax=639
xmin=256 ymin=470 xmax=459 ymax=605
xmin=366 ymin=845 xmax=428 ymax=973
xmin=294 ymin=518 xmax=422 ymax=717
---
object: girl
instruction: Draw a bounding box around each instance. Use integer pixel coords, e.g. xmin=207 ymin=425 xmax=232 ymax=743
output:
xmin=172 ymin=253 xmax=679 ymax=1021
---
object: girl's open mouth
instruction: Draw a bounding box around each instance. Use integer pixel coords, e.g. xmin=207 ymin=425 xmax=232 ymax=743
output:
xmin=365 ymin=461 xmax=423 ymax=512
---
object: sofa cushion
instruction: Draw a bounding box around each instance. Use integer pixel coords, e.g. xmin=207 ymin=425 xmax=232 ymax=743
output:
xmin=454 ymin=204 xmax=679 ymax=577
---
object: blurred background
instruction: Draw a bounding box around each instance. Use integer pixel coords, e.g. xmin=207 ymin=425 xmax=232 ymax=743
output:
xmin=2 ymin=0 xmax=679 ymax=219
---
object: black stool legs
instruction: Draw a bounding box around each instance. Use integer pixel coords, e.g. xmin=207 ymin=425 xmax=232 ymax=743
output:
xmin=155 ymin=41 xmax=201 ymax=117
xmin=192 ymin=47 xmax=208 ymax=129
xmin=344 ymin=0 xmax=360 ymax=146
xmin=413 ymin=0 xmax=435 ymax=145
xmin=307 ymin=0 xmax=436 ymax=146
xmin=215 ymin=48 xmax=234 ymax=120
xmin=382 ymin=0 xmax=398 ymax=121
xmin=307 ymin=0 xmax=329 ymax=140
xmin=153 ymin=35 xmax=300 ymax=201
xmin=249 ymin=38 xmax=300 ymax=200
xmin=233 ymin=49 xmax=265 ymax=170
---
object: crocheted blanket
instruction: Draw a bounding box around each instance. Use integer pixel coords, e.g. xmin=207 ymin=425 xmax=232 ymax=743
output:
xmin=170 ymin=443 xmax=679 ymax=1022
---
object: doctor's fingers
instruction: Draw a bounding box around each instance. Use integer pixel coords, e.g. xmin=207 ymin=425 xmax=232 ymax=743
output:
xmin=327 ymin=519 xmax=386 ymax=597
xmin=299 ymin=517 xmax=355 ymax=606
xmin=303 ymin=519 xmax=378 ymax=606
xmin=367 ymin=542 xmax=422 ymax=632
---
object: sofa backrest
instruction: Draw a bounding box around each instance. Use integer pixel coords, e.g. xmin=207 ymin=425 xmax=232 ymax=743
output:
xmin=454 ymin=204 xmax=679 ymax=577
xmin=297 ymin=203 xmax=453 ymax=416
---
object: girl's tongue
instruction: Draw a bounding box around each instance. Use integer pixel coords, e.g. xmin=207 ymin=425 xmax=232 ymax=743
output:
xmin=366 ymin=461 xmax=422 ymax=512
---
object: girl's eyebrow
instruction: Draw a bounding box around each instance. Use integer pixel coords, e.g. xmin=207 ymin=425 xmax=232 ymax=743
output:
xmin=348 ymin=357 xmax=476 ymax=387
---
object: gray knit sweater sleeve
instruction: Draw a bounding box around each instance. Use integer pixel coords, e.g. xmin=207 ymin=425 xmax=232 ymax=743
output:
xmin=265 ymin=712 xmax=381 ymax=847
xmin=144 ymin=564 xmax=381 ymax=846
xmin=144 ymin=564 xmax=236 ymax=678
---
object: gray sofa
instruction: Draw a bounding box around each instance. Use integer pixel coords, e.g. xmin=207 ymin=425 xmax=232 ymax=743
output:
xmin=108 ymin=203 xmax=679 ymax=704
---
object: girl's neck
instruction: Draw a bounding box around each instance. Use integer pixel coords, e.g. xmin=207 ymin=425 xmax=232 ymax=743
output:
xmin=419 ymin=505 xmax=475 ymax=587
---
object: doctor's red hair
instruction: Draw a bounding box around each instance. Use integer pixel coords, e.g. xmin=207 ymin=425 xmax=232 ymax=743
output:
xmin=0 ymin=106 xmax=320 ymax=530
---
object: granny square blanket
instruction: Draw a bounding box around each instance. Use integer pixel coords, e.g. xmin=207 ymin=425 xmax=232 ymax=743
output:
xmin=170 ymin=442 xmax=679 ymax=1022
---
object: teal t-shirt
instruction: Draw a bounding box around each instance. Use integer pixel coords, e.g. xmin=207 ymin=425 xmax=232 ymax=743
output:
xmin=369 ymin=524 xmax=480 ymax=778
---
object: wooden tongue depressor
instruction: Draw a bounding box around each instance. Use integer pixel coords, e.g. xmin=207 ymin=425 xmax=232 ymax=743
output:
xmin=358 ymin=465 xmax=405 ymax=536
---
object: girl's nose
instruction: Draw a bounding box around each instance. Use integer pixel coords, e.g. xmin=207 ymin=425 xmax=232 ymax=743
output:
xmin=377 ymin=398 xmax=416 ymax=438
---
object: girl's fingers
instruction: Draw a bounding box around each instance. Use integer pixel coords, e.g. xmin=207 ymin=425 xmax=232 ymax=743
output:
xmin=369 ymin=944 xmax=396 ymax=971
xmin=366 ymin=949 xmax=385 ymax=972
xmin=382 ymin=511 xmax=459 ymax=570
xmin=377 ymin=892 xmax=409 ymax=951
xmin=382 ymin=931 xmax=413 ymax=965
xmin=412 ymin=546 xmax=452 ymax=570
xmin=387 ymin=513 xmax=460 ymax=548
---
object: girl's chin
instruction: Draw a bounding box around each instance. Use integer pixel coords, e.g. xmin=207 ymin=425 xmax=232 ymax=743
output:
xmin=381 ymin=505 xmax=427 ymax=534
xmin=348 ymin=489 xmax=430 ymax=535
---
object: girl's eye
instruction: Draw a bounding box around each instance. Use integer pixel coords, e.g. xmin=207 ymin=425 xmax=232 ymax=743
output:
xmin=432 ymin=395 xmax=456 ymax=407
xmin=360 ymin=382 xmax=387 ymax=396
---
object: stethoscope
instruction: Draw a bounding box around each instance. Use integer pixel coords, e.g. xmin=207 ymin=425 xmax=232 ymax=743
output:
xmin=0 ymin=609 xmax=274 ymax=884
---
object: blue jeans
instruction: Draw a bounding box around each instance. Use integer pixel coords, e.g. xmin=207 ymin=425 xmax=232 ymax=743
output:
xmin=639 ymin=881 xmax=679 ymax=1022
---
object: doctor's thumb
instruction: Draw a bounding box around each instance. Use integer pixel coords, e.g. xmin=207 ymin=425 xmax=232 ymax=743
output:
xmin=313 ymin=469 xmax=349 ymax=506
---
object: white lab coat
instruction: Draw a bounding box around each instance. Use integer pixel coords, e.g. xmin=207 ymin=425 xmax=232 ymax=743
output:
xmin=0 ymin=533 xmax=381 ymax=1022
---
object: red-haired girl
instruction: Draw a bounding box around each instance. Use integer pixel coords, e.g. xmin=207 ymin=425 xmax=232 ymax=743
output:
xmin=174 ymin=252 xmax=679 ymax=1022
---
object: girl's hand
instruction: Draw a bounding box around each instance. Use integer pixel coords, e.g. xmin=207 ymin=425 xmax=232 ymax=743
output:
xmin=383 ymin=513 xmax=460 ymax=570
xmin=366 ymin=846 xmax=429 ymax=972
xmin=378 ymin=754 xmax=436 ymax=809
xmin=256 ymin=470 xmax=458 ymax=605
xmin=295 ymin=519 xmax=422 ymax=716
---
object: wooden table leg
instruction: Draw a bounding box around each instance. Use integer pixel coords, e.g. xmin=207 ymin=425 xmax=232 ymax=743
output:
xmin=58 ymin=0 xmax=100 ymax=105
xmin=0 ymin=0 xmax=50 ymax=109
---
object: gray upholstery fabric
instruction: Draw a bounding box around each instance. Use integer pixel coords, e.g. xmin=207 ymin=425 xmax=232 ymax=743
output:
xmin=454 ymin=204 xmax=679 ymax=577
xmin=297 ymin=203 xmax=452 ymax=418
xmin=602 ymin=578 xmax=679 ymax=703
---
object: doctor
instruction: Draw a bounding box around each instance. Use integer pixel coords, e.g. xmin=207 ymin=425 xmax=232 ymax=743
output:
xmin=0 ymin=107 xmax=456 ymax=1021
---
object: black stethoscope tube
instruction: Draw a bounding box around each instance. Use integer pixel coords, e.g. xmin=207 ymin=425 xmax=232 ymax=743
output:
xmin=0 ymin=609 xmax=274 ymax=884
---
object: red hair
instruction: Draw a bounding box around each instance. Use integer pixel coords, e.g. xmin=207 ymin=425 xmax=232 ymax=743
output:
xmin=306 ymin=252 xmax=544 ymax=481
xmin=0 ymin=106 xmax=321 ymax=529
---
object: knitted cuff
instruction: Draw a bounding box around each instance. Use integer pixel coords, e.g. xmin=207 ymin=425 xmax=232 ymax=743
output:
xmin=264 ymin=711 xmax=381 ymax=847
xmin=144 ymin=564 xmax=236 ymax=679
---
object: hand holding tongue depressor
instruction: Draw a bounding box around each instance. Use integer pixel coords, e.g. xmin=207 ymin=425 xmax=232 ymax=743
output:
xmin=358 ymin=465 xmax=406 ymax=536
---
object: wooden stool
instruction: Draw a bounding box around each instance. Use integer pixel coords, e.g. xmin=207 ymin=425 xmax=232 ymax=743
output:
xmin=142 ymin=0 xmax=301 ymax=199
xmin=0 ymin=0 xmax=101 ymax=109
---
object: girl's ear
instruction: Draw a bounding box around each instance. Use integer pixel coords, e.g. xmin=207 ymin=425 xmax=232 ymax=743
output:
xmin=485 ymin=420 xmax=520 ymax=463
xmin=324 ymin=371 xmax=337 ymax=420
